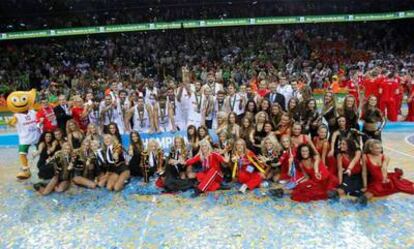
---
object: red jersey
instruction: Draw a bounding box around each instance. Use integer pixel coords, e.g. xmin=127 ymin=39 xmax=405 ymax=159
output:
xmin=71 ymin=106 xmax=89 ymax=131
xmin=344 ymin=79 xmax=359 ymax=100
xmin=379 ymin=78 xmax=399 ymax=101
xmin=36 ymin=106 xmax=57 ymax=132
xmin=256 ymin=89 xmax=270 ymax=97
xmin=363 ymin=77 xmax=378 ymax=98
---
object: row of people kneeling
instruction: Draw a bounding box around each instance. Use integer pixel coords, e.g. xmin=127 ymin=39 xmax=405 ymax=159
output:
xmin=33 ymin=133 xmax=414 ymax=205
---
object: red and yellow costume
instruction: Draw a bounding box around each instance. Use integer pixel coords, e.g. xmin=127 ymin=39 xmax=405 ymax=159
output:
xmin=233 ymin=150 xmax=263 ymax=190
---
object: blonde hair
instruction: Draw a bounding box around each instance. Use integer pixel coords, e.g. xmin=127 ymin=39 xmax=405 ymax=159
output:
xmin=199 ymin=139 xmax=213 ymax=160
xmin=147 ymin=139 xmax=160 ymax=153
xmin=91 ymin=140 xmax=101 ymax=149
xmin=86 ymin=123 xmax=98 ymax=136
xmin=217 ymin=111 xmax=228 ymax=124
xmin=255 ymin=111 xmax=269 ymax=124
xmin=172 ymin=136 xmax=187 ymax=158
xmin=66 ymin=119 xmax=82 ymax=135
xmin=364 ymin=139 xmax=382 ymax=154
xmin=233 ymin=138 xmax=247 ymax=156
xmin=261 ymin=135 xmax=282 ymax=155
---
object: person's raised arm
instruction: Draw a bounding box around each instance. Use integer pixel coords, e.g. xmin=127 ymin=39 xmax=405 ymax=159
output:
xmin=124 ymin=106 xmax=135 ymax=132
xmin=185 ymin=154 xmax=201 ymax=166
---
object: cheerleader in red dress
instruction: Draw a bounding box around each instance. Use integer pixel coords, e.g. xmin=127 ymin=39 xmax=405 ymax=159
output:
xmin=278 ymin=135 xmax=299 ymax=182
xmin=290 ymin=144 xmax=339 ymax=202
xmin=232 ymin=139 xmax=264 ymax=194
xmin=274 ymin=113 xmax=291 ymax=140
xmin=290 ymin=122 xmax=317 ymax=155
xmin=186 ymin=139 xmax=229 ymax=196
xmin=359 ymin=140 xmax=414 ymax=204
xmin=313 ymin=125 xmax=329 ymax=166
xmin=328 ymin=138 xmax=363 ymax=200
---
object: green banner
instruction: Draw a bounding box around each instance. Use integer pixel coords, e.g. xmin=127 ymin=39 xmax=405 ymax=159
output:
xmin=0 ymin=10 xmax=413 ymax=41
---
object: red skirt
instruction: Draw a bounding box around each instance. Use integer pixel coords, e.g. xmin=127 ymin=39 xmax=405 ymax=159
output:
xmin=368 ymin=169 xmax=414 ymax=197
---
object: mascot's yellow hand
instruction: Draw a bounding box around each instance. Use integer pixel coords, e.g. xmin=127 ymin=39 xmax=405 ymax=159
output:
xmin=7 ymin=116 xmax=17 ymax=127
xmin=6 ymin=89 xmax=36 ymax=113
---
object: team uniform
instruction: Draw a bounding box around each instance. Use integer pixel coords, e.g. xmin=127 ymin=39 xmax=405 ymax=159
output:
xmin=212 ymin=97 xmax=226 ymax=130
xmin=157 ymin=101 xmax=175 ymax=132
xmin=99 ymin=101 xmax=125 ymax=133
xmin=379 ymin=77 xmax=399 ymax=121
xmin=187 ymin=93 xmax=203 ymax=128
xmin=132 ymin=104 xmax=152 ymax=133
xmin=201 ymin=95 xmax=215 ymax=129
xmin=224 ymin=93 xmax=245 ymax=118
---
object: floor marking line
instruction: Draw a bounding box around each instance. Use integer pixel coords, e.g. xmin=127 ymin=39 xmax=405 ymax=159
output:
xmin=383 ymin=145 xmax=414 ymax=159
xmin=138 ymin=195 xmax=157 ymax=249
xmin=404 ymin=135 xmax=414 ymax=148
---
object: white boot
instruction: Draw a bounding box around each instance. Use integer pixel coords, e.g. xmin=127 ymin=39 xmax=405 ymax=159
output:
xmin=238 ymin=184 xmax=248 ymax=194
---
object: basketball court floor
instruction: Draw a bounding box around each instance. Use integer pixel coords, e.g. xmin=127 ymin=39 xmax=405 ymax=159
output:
xmin=1 ymin=130 xmax=414 ymax=248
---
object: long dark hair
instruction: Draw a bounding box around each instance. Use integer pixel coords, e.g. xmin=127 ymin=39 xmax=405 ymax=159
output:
xmin=296 ymin=143 xmax=316 ymax=161
xmin=197 ymin=125 xmax=209 ymax=140
xmin=187 ymin=125 xmax=197 ymax=144
xmin=340 ymin=138 xmax=358 ymax=159
xmin=129 ymin=131 xmax=143 ymax=152
xmin=107 ymin=122 xmax=122 ymax=144
xmin=37 ymin=132 xmax=55 ymax=148
xmin=244 ymin=99 xmax=257 ymax=113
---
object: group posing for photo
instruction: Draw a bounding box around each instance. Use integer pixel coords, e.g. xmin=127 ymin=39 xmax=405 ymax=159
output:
xmin=9 ymin=67 xmax=414 ymax=205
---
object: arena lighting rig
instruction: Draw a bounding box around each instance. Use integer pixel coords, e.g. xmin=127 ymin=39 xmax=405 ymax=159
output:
xmin=0 ymin=10 xmax=413 ymax=41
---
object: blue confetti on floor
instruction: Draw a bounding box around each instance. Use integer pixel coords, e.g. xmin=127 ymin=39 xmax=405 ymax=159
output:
xmin=1 ymin=139 xmax=414 ymax=248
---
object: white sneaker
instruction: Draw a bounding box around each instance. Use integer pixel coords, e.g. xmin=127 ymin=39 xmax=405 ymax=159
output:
xmin=239 ymin=184 xmax=248 ymax=194
xmin=260 ymin=181 xmax=269 ymax=188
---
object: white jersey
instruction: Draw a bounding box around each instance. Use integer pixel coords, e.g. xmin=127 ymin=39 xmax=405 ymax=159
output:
xmin=15 ymin=110 xmax=40 ymax=145
xmin=201 ymin=95 xmax=215 ymax=121
xmin=133 ymin=105 xmax=151 ymax=133
xmin=157 ymin=102 xmax=173 ymax=132
xmin=224 ymin=93 xmax=245 ymax=116
xmin=99 ymin=101 xmax=125 ymax=134
xmin=176 ymin=87 xmax=192 ymax=129
xmin=202 ymin=82 xmax=223 ymax=96
xmin=168 ymin=97 xmax=185 ymax=131
xmin=114 ymin=99 xmax=126 ymax=134
xmin=144 ymin=87 xmax=158 ymax=106
xmin=85 ymin=102 xmax=100 ymax=126
xmin=212 ymin=99 xmax=226 ymax=129
xmin=187 ymin=93 xmax=203 ymax=128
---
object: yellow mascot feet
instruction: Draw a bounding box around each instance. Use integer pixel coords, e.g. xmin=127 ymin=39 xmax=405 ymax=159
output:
xmin=16 ymin=169 xmax=31 ymax=180
xmin=17 ymin=154 xmax=31 ymax=180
